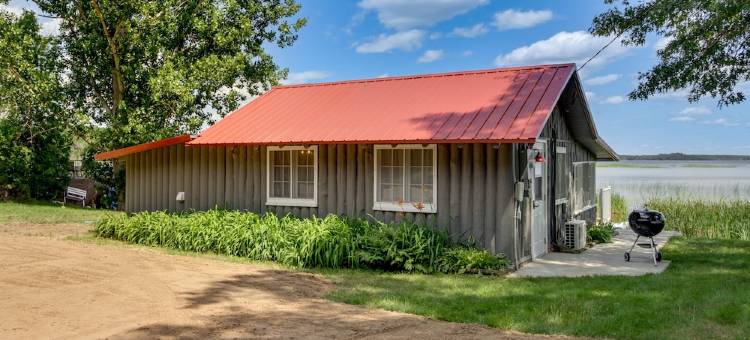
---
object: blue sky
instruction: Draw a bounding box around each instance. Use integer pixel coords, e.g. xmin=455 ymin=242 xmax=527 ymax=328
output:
xmin=5 ymin=0 xmax=750 ymax=155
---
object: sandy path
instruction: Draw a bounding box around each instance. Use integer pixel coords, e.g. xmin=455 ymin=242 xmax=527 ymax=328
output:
xmin=0 ymin=223 xmax=573 ymax=339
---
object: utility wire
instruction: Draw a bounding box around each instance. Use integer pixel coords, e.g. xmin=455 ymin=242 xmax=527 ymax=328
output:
xmin=578 ymin=32 xmax=625 ymax=71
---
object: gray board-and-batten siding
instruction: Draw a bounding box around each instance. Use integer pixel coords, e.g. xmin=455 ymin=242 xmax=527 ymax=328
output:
xmin=123 ymin=143 xmax=518 ymax=258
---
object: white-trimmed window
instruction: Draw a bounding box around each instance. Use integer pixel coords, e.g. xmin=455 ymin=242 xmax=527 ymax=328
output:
xmin=373 ymin=144 xmax=437 ymax=213
xmin=573 ymin=161 xmax=596 ymax=214
xmin=266 ymin=146 xmax=317 ymax=207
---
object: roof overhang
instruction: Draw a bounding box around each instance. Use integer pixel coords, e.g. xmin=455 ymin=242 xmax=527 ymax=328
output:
xmin=94 ymin=134 xmax=193 ymax=160
xmin=553 ymin=72 xmax=619 ymax=161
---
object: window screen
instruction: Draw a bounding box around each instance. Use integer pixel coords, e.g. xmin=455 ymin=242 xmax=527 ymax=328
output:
xmin=376 ymin=147 xmax=434 ymax=205
xmin=573 ymin=162 xmax=595 ymax=212
xmin=269 ymin=148 xmax=316 ymax=200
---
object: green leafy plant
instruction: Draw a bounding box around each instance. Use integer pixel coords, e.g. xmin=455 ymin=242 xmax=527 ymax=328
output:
xmin=94 ymin=210 xmax=509 ymax=274
xmin=0 ymin=9 xmax=72 ymax=200
xmin=587 ymin=223 xmax=614 ymax=243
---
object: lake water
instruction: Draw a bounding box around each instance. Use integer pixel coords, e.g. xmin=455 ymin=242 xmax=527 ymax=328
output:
xmin=596 ymin=160 xmax=750 ymax=208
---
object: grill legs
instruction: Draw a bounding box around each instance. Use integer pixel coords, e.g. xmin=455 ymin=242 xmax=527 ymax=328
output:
xmin=624 ymin=235 xmax=662 ymax=266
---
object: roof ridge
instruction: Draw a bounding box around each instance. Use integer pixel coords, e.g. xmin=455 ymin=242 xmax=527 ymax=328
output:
xmin=275 ymin=63 xmax=576 ymax=89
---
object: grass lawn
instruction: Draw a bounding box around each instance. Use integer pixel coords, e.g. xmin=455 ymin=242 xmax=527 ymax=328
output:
xmin=323 ymin=238 xmax=750 ymax=339
xmin=0 ymin=200 xmax=123 ymax=224
xmin=3 ymin=201 xmax=748 ymax=339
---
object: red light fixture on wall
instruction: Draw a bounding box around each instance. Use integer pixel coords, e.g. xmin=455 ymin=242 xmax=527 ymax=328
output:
xmin=534 ymin=151 xmax=545 ymax=163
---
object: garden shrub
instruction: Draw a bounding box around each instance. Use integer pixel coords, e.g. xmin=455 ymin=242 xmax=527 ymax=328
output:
xmin=95 ymin=210 xmax=509 ymax=274
xmin=587 ymin=222 xmax=614 ymax=243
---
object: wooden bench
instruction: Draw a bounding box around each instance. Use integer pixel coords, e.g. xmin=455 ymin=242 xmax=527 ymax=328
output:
xmin=64 ymin=187 xmax=87 ymax=207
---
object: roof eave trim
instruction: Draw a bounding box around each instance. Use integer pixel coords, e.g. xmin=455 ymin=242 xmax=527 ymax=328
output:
xmin=571 ymin=72 xmax=619 ymax=161
xmin=531 ymin=65 xmax=578 ymax=140
xmin=94 ymin=134 xmax=193 ymax=160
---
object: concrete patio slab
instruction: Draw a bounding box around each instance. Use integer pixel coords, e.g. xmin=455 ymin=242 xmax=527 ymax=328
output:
xmin=511 ymin=226 xmax=681 ymax=278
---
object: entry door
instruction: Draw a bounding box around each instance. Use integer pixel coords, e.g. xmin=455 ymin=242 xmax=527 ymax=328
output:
xmin=531 ymin=141 xmax=549 ymax=259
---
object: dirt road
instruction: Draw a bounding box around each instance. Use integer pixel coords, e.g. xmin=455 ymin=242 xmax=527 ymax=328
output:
xmin=0 ymin=223 xmax=569 ymax=339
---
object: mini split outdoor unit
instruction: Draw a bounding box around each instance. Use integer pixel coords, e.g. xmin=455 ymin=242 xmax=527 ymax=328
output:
xmin=564 ymin=220 xmax=587 ymax=250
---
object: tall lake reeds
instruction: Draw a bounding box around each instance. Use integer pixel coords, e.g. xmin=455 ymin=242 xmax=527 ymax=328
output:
xmin=646 ymin=199 xmax=750 ymax=240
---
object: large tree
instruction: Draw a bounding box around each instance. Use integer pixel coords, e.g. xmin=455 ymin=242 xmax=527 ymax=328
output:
xmin=591 ymin=0 xmax=750 ymax=106
xmin=0 ymin=6 xmax=72 ymax=199
xmin=34 ymin=0 xmax=306 ymax=149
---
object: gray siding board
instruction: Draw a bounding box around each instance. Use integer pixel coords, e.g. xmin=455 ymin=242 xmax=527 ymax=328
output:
xmin=448 ymin=144 xmax=460 ymax=237
xmin=346 ymin=145 xmax=356 ymax=216
xmin=459 ymin=145 xmax=471 ymax=241
xmin=355 ymin=145 xmax=366 ymax=216
xmin=436 ymin=145 xmax=450 ymax=230
xmin=124 ymin=142 xmax=520 ymax=262
xmin=336 ymin=145 xmax=345 ymax=215
xmin=472 ymin=144 xmax=485 ymax=246
xmin=168 ymin=146 xmax=176 ymax=212
xmin=485 ymin=144 xmax=497 ymax=251
xmin=327 ymin=145 xmax=336 ymax=214
xmin=318 ymin=145 xmax=328 ymax=216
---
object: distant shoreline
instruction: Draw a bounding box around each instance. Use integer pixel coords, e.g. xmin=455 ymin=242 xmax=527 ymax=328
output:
xmin=619 ymin=153 xmax=750 ymax=161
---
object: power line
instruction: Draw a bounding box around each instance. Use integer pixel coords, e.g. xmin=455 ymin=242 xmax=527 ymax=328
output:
xmin=578 ymin=32 xmax=625 ymax=71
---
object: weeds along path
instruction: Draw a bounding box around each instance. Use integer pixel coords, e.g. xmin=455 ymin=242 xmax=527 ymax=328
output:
xmin=0 ymin=223 xmax=573 ymax=340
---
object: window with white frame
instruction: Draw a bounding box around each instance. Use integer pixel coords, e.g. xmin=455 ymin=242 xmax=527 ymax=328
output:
xmin=374 ymin=145 xmax=436 ymax=213
xmin=266 ymin=146 xmax=317 ymax=207
xmin=573 ymin=161 xmax=595 ymax=214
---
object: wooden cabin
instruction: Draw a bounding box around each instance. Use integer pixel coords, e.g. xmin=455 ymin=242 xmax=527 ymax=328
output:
xmin=96 ymin=64 xmax=618 ymax=266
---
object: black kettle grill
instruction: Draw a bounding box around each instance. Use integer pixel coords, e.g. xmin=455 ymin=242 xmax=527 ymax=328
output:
xmin=625 ymin=208 xmax=666 ymax=265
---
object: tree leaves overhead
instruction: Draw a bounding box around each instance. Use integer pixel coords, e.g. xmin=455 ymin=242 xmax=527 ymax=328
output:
xmin=591 ymin=0 xmax=750 ymax=106
xmin=0 ymin=8 xmax=72 ymax=199
xmin=34 ymin=0 xmax=306 ymax=149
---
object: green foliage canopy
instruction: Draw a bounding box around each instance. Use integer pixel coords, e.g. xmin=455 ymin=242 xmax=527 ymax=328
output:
xmin=35 ymin=0 xmax=306 ymax=149
xmin=0 ymin=8 xmax=71 ymax=199
xmin=591 ymin=0 xmax=750 ymax=106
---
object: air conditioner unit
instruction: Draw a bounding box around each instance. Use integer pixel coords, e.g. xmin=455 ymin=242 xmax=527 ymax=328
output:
xmin=564 ymin=219 xmax=587 ymax=250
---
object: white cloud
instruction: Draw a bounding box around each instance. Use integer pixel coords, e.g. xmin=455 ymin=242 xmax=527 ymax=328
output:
xmin=679 ymin=106 xmax=713 ymax=116
xmin=602 ymin=95 xmax=625 ymax=104
xmin=492 ymin=9 xmax=553 ymax=30
xmin=702 ymin=118 xmax=740 ymax=127
xmin=429 ymin=32 xmax=442 ymax=40
xmin=417 ymin=49 xmax=444 ymax=63
xmin=376 ymin=74 xmax=390 ymax=78
xmin=494 ymin=31 xmax=632 ymax=68
xmin=358 ymin=0 xmax=488 ymax=30
xmin=669 ymin=106 xmax=714 ymax=123
xmin=669 ymin=116 xmax=695 ymax=123
xmin=280 ymin=71 xmax=331 ymax=85
xmin=651 ymin=88 xmax=690 ymax=100
xmin=40 ymin=18 xmax=61 ymax=36
xmin=451 ymin=23 xmax=488 ymax=38
xmin=1 ymin=5 xmax=60 ymax=36
xmin=0 ymin=4 xmax=23 ymax=16
xmin=462 ymin=50 xmax=474 ymax=57
xmin=355 ymin=29 xmax=425 ymax=53
xmin=584 ymin=91 xmax=598 ymax=102
xmin=654 ymin=36 xmax=674 ymax=51
xmin=584 ymin=74 xmax=620 ymax=86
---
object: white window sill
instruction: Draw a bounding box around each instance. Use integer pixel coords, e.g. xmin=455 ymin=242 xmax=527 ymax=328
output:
xmin=373 ymin=202 xmax=436 ymax=214
xmin=266 ymin=198 xmax=317 ymax=207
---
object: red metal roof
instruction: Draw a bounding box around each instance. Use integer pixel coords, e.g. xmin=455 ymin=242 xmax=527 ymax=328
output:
xmin=189 ymin=64 xmax=576 ymax=146
xmin=95 ymin=134 xmax=192 ymax=160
